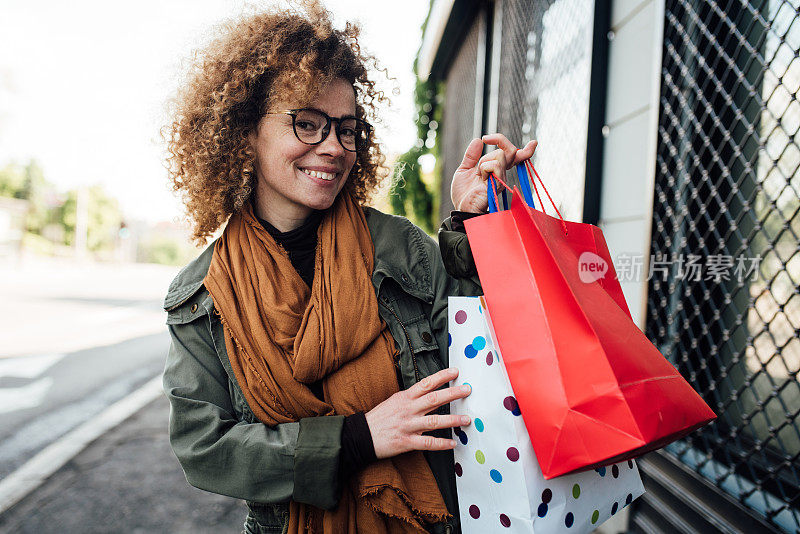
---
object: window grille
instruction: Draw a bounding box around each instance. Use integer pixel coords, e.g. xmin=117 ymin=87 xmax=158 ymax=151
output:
xmin=646 ymin=0 xmax=800 ymax=530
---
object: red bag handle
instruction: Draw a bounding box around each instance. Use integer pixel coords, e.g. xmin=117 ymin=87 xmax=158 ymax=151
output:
xmin=523 ymin=159 xmax=567 ymax=234
xmin=490 ymin=160 xmax=568 ymax=235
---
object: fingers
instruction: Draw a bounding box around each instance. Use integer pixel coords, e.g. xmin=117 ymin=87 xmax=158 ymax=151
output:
xmin=409 ymin=434 xmax=457 ymax=451
xmin=478 ymin=157 xmax=506 ymax=187
xmin=412 ymin=367 xmax=459 ymax=397
xmin=512 ymin=140 xmax=538 ymax=166
xmin=481 ymin=133 xmax=517 ymax=166
xmin=482 ymin=134 xmax=539 ymax=168
xmin=478 ymin=150 xmax=508 ymax=192
xmin=419 ymin=383 xmax=472 ymax=413
xmin=417 ymin=413 xmax=471 ymax=433
xmin=457 ymin=138 xmax=484 ymax=169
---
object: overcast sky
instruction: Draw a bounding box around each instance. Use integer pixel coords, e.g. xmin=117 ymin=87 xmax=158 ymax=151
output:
xmin=0 ymin=0 xmax=428 ymax=223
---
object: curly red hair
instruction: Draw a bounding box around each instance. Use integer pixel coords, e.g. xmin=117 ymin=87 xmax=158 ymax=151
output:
xmin=165 ymin=2 xmax=388 ymax=244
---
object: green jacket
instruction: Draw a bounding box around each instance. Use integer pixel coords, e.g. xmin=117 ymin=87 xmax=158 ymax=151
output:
xmin=162 ymin=207 xmax=480 ymax=534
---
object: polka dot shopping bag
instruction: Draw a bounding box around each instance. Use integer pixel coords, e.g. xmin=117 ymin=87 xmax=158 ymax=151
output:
xmin=449 ymin=296 xmax=645 ymax=533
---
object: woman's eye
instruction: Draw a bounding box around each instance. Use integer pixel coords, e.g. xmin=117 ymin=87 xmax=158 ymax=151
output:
xmin=296 ymin=120 xmax=318 ymax=131
xmin=340 ymin=127 xmax=356 ymax=138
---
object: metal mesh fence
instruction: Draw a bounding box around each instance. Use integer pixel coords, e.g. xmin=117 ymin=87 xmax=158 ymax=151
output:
xmin=438 ymin=0 xmax=594 ymax=222
xmin=494 ymin=0 xmax=594 ymax=221
xmin=646 ymin=0 xmax=800 ymax=530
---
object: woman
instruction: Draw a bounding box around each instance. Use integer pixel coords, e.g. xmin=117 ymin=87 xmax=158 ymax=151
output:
xmin=162 ymin=4 xmax=536 ymax=533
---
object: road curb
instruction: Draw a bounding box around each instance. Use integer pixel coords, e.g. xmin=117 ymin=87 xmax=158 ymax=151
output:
xmin=0 ymin=375 xmax=163 ymax=514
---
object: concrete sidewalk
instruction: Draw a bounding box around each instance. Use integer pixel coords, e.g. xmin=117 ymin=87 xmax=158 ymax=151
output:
xmin=0 ymin=394 xmax=247 ymax=534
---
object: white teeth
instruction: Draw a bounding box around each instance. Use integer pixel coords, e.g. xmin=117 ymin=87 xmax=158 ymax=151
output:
xmin=301 ymin=168 xmax=336 ymax=181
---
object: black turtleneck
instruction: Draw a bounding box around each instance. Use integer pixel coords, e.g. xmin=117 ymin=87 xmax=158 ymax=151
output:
xmin=254 ymin=209 xmax=377 ymax=477
xmin=256 ymin=210 xmax=323 ymax=288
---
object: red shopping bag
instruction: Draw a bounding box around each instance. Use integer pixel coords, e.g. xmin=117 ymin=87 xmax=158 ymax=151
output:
xmin=465 ymin=162 xmax=716 ymax=479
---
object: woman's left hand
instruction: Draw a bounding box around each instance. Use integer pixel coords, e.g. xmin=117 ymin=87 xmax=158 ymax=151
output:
xmin=450 ymin=134 xmax=538 ymax=213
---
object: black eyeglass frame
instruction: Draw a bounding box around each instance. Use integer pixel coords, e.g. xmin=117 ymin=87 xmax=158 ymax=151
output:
xmin=266 ymin=108 xmax=372 ymax=152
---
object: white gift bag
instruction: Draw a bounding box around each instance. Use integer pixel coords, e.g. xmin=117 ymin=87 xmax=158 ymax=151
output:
xmin=449 ymin=296 xmax=645 ymax=533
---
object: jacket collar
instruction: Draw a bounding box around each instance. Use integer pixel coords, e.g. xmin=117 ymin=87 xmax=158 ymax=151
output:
xmin=363 ymin=207 xmax=434 ymax=305
xmin=163 ymin=207 xmax=434 ymax=311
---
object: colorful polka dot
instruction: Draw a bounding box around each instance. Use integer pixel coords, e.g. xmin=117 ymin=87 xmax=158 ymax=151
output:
xmin=499 ymin=514 xmax=510 ymax=527
xmin=612 ymin=465 xmax=619 ymax=478
xmin=572 ymin=483 xmax=580 ymax=499
xmin=611 ymin=501 xmax=618 ymax=515
xmin=472 ymin=336 xmax=486 ymax=350
xmin=486 ymin=351 xmax=493 ymax=365
xmin=506 ymin=447 xmax=519 ymax=462
xmin=625 ymin=493 xmax=633 ymax=506
xmin=541 ymin=489 xmax=552 ymax=503
xmin=454 ymin=428 xmax=468 ymax=445
xmin=448 ymin=334 xmax=451 ymax=347
xmin=469 ymin=505 xmax=480 ymax=519
xmin=475 ymin=450 xmax=485 ymax=464
xmin=503 ymin=396 xmax=521 ymax=416
xmin=454 ymin=463 xmax=462 ymax=477
xmin=474 ymin=418 xmax=484 ymax=432
xmin=464 ymin=345 xmax=478 ymax=358
xmin=628 ymin=459 xmax=634 ymax=469
xmin=591 ymin=510 xmax=599 ymax=524
xmin=489 ymin=469 xmax=502 ymax=483
xmin=565 ymin=512 xmax=574 ymax=528
xmin=455 ymin=310 xmax=467 ymax=324
xmin=596 ymin=466 xmax=606 ymax=477
xmin=478 ymin=305 xmax=483 ymax=314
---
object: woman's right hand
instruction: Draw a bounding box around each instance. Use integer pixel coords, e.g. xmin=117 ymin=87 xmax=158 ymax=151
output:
xmin=365 ymin=367 xmax=472 ymax=459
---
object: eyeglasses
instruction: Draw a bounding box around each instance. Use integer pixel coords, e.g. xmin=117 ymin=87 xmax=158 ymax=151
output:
xmin=266 ymin=108 xmax=372 ymax=152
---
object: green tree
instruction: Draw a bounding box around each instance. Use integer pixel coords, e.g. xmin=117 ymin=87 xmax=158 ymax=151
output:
xmin=389 ymin=2 xmax=442 ymax=233
xmin=57 ymin=186 xmax=122 ymax=251
xmin=0 ymin=163 xmax=26 ymax=198
xmin=0 ymin=160 xmax=52 ymax=234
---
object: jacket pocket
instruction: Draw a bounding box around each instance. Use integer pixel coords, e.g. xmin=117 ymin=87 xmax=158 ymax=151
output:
xmin=378 ymin=279 xmax=442 ymax=389
xmin=244 ymin=501 xmax=289 ymax=533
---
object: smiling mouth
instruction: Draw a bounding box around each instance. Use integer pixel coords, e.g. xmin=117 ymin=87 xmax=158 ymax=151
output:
xmin=299 ymin=167 xmax=337 ymax=181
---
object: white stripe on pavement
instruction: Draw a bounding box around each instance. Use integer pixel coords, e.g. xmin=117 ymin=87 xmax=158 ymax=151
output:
xmin=0 ymin=353 xmax=65 ymax=379
xmin=0 ymin=374 xmax=163 ymax=514
xmin=0 ymin=377 xmax=54 ymax=415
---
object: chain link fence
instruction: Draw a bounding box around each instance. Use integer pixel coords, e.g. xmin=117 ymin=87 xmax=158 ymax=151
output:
xmin=646 ymin=0 xmax=800 ymax=530
xmin=439 ymin=0 xmax=594 ymax=221
xmin=494 ymin=0 xmax=594 ymax=221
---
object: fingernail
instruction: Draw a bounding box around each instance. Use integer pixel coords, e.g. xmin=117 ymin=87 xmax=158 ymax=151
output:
xmin=461 ymin=416 xmax=471 ymax=425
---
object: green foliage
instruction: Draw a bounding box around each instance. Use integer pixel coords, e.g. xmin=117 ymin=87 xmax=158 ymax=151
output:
xmin=0 ymin=163 xmax=27 ymax=199
xmin=389 ymin=45 xmax=444 ymax=233
xmin=0 ymin=161 xmax=51 ymax=234
xmin=390 ymin=146 xmax=434 ymax=231
xmin=0 ymin=159 xmax=122 ymax=253
xmin=56 ymin=186 xmax=122 ymax=251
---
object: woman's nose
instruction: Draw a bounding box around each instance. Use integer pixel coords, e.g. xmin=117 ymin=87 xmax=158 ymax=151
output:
xmin=317 ymin=127 xmax=346 ymax=157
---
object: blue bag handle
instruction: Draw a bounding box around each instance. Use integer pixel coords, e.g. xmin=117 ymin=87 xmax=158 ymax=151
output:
xmin=486 ymin=162 xmax=537 ymax=213
xmin=516 ymin=162 xmax=537 ymax=208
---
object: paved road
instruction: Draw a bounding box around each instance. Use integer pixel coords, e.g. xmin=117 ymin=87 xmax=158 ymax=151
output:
xmin=0 ymin=257 xmax=247 ymax=533
xmin=0 ymin=394 xmax=246 ymax=533
xmin=0 ymin=257 xmax=178 ymax=478
xmin=0 ymin=333 xmax=169 ymax=479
